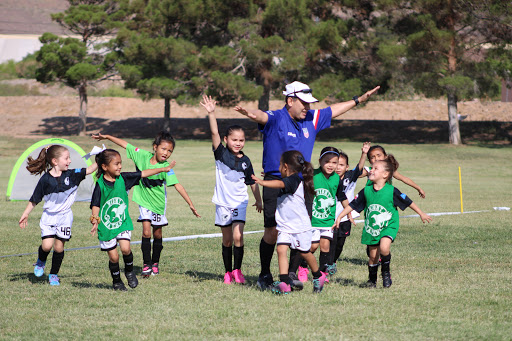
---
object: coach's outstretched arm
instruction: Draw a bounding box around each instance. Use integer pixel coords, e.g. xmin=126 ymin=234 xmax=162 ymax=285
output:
xmin=331 ymin=86 xmax=380 ymax=119
xmin=233 ymin=106 xmax=269 ymax=125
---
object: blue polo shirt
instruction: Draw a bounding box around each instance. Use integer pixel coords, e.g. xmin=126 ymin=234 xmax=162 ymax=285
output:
xmin=259 ymin=106 xmax=332 ymax=176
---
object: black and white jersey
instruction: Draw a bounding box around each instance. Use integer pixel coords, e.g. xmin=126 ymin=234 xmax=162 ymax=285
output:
xmin=276 ymin=173 xmax=312 ymax=233
xmin=212 ymin=143 xmax=255 ymax=208
xmin=90 ymin=172 xmax=142 ymax=208
xmin=29 ymin=168 xmax=86 ymax=213
xmin=336 ymin=167 xmax=363 ymax=221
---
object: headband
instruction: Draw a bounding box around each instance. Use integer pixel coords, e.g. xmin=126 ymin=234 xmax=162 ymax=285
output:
xmin=320 ymin=150 xmax=339 ymax=159
xmin=297 ymin=155 xmax=305 ymax=165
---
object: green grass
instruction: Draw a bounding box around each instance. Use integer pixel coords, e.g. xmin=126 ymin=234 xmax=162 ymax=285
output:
xmin=0 ymin=136 xmax=511 ymax=340
xmin=0 ymin=83 xmax=43 ymax=96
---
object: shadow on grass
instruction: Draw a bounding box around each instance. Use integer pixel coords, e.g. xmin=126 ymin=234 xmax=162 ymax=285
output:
xmin=184 ymin=270 xmax=262 ymax=288
xmin=339 ymin=257 xmax=368 ymax=266
xmin=8 ymin=272 xmax=45 ymax=283
xmin=71 ymin=281 xmax=114 ymax=289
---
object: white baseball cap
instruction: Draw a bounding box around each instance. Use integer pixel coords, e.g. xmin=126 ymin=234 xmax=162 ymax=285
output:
xmin=282 ymin=81 xmax=318 ymax=103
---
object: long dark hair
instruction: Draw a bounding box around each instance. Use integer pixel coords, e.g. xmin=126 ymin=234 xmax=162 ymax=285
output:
xmin=225 ymin=125 xmax=245 ymax=138
xmin=377 ymin=159 xmax=398 ymax=184
xmin=26 ymin=145 xmax=68 ymax=175
xmin=318 ymin=146 xmax=339 ymax=162
xmin=368 ymin=145 xmax=399 ymax=170
xmin=281 ymin=150 xmax=315 ymax=198
xmin=95 ymin=149 xmax=121 ymax=179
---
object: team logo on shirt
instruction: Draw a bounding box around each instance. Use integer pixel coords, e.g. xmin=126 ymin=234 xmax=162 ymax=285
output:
xmin=312 ymin=188 xmax=335 ymax=219
xmin=241 ymin=162 xmax=247 ymax=170
xmin=135 ymin=148 xmax=139 ymax=152
xmin=302 ymin=127 xmax=309 ymax=138
xmin=365 ymin=204 xmax=392 ymax=237
xmin=101 ymin=197 xmax=127 ymax=230
xmin=64 ymin=177 xmax=70 ymax=186
xmin=287 ymin=132 xmax=296 ymax=137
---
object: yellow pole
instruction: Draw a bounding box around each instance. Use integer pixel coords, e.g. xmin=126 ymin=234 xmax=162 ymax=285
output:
xmin=459 ymin=166 xmax=463 ymax=213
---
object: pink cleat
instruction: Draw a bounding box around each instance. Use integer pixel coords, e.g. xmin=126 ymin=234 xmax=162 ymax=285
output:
xmin=232 ymin=269 xmax=246 ymax=284
xmin=223 ymin=271 xmax=233 ymax=284
xmin=298 ymin=266 xmax=309 ymax=282
xmin=313 ymin=272 xmax=328 ymax=293
xmin=271 ymin=281 xmax=291 ymax=294
xmin=321 ymin=271 xmax=330 ymax=284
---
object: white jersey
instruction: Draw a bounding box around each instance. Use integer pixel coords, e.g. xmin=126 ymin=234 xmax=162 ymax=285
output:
xmin=276 ymin=174 xmax=312 ymax=233
xmin=336 ymin=167 xmax=362 ymax=222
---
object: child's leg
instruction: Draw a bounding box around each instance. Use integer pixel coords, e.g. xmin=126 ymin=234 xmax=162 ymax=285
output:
xmin=232 ymin=222 xmax=244 ymax=270
xmin=366 ymin=245 xmax=380 ymax=286
xmin=276 ymin=244 xmax=289 ymax=277
xmin=49 ymin=238 xmax=65 ymax=275
xmin=221 ymin=225 xmax=233 ymax=273
xmin=300 ymin=251 xmax=327 ymax=292
xmin=107 ymin=248 xmax=122 ymax=284
xmin=151 ymin=226 xmax=163 ymax=265
xmin=119 ymin=239 xmax=138 ymax=288
xmin=319 ymin=238 xmax=331 ymax=272
xmin=141 ymin=221 xmax=152 ymax=267
xmin=378 ymin=237 xmax=393 ymax=287
xmin=333 ymin=236 xmax=347 ymax=263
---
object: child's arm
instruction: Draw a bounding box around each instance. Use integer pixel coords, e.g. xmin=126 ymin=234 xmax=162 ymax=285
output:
xmin=91 ymin=133 xmax=128 ymax=149
xmin=408 ymin=202 xmax=432 ymax=223
xmin=86 ymin=162 xmax=98 ymax=175
xmin=250 ymin=184 xmax=263 ymax=213
xmin=341 ymin=199 xmax=356 ymax=226
xmin=357 ymin=142 xmax=371 ymax=172
xmin=90 ymin=206 xmax=100 ymax=236
xmin=359 ymin=168 xmax=369 ymax=178
xmin=394 ymin=170 xmax=426 ymax=198
xmin=140 ymin=161 xmax=176 ymax=178
xmin=333 ymin=205 xmax=355 ymax=230
xmin=251 ymin=175 xmax=285 ymax=189
xmin=174 ymin=183 xmax=201 ymax=217
xmin=234 ymin=106 xmax=269 ymax=125
xmin=201 ymin=95 xmax=222 ymax=150
xmin=19 ymin=202 xmax=37 ymax=229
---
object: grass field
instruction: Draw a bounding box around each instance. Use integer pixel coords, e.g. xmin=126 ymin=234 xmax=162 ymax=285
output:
xmin=0 ymin=135 xmax=511 ymax=340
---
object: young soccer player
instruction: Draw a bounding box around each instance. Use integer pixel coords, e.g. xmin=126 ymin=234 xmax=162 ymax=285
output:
xmin=92 ymin=132 xmax=200 ymax=277
xmin=252 ymin=150 xmax=327 ymax=294
xmin=334 ymin=159 xmax=432 ymax=288
xmin=90 ymin=149 xmax=176 ymax=291
xmin=201 ymin=95 xmax=262 ymax=284
xmin=19 ymin=144 xmax=97 ymax=286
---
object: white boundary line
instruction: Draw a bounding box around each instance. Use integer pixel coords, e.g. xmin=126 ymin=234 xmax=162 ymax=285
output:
xmin=0 ymin=209 xmax=497 ymax=259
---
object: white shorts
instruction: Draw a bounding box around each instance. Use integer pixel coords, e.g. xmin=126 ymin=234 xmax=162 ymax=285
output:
xmin=215 ymin=204 xmax=247 ymax=227
xmin=40 ymin=210 xmax=73 ymax=241
xmin=312 ymin=228 xmax=333 ymax=243
xmin=276 ymin=230 xmax=313 ymax=252
xmin=137 ymin=206 xmax=168 ymax=227
xmin=100 ymin=230 xmax=132 ymax=251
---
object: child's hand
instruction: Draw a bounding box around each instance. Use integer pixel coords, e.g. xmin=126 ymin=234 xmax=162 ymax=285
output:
xmin=190 ymin=206 xmax=201 ymax=218
xmin=91 ymin=133 xmax=107 ymax=141
xmin=332 ymin=216 xmax=341 ymax=231
xmin=420 ymin=213 xmax=432 ymax=224
xmin=418 ymin=188 xmax=426 ymax=198
xmin=90 ymin=223 xmax=98 ymax=236
xmin=253 ymin=200 xmax=263 ymax=213
xmin=165 ymin=160 xmax=177 ymax=172
xmin=349 ymin=214 xmax=356 ymax=226
xmin=234 ymin=106 xmax=257 ymax=120
xmin=362 ymin=142 xmax=371 ymax=154
xmin=251 ymin=174 xmax=263 ymax=185
xmin=19 ymin=214 xmax=28 ymax=229
xmin=200 ymin=95 xmax=216 ymax=113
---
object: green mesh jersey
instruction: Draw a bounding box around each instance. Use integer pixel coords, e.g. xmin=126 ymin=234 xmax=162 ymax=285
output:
xmin=97 ymin=175 xmax=133 ymax=241
xmin=361 ymin=182 xmax=399 ymax=245
xmin=126 ymin=143 xmax=178 ymax=215
xmin=311 ymin=168 xmax=340 ymax=228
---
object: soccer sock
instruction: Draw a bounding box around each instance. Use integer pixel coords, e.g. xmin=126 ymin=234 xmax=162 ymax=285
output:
xmin=334 ymin=237 xmax=347 ymax=263
xmin=233 ymin=245 xmax=244 ymax=270
xmin=109 ymin=261 xmax=122 ymax=283
xmin=49 ymin=251 xmax=64 ymax=275
xmin=222 ymin=244 xmax=233 ymax=273
xmin=151 ymin=238 xmax=163 ymax=264
xmin=319 ymin=251 xmax=330 ymax=272
xmin=123 ymin=252 xmax=134 ymax=273
xmin=279 ymin=274 xmax=292 ymax=285
xmin=381 ymin=253 xmax=391 ymax=273
xmin=288 ymin=249 xmax=302 ymax=274
xmin=141 ymin=237 xmax=151 ymax=265
xmin=368 ymin=263 xmax=379 ymax=283
xmin=299 ymin=258 xmax=308 ymax=269
xmin=38 ymin=245 xmax=50 ymax=262
xmin=259 ymin=239 xmax=275 ymax=276
xmin=312 ymin=270 xmax=322 ymax=279
xmin=328 ymin=235 xmax=336 ymax=264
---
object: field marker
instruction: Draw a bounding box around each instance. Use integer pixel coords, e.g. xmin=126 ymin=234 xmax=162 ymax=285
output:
xmin=459 ymin=166 xmax=464 ymax=213
xmin=0 ymin=209 xmax=504 ymax=259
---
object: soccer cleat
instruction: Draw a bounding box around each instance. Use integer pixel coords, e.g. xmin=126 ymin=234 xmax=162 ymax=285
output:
xmin=141 ymin=264 xmax=152 ymax=278
xmin=113 ymin=281 xmax=127 ymax=291
xmin=271 ymin=281 xmax=291 ymax=294
xmin=326 ymin=263 xmax=337 ymax=276
xmin=382 ymin=271 xmax=392 ymax=288
xmin=48 ymin=274 xmax=60 ymax=286
xmin=363 ymin=280 xmax=377 ymax=288
xmin=288 ymin=272 xmax=304 ymax=291
xmin=33 ymin=259 xmax=46 ymax=277
xmin=232 ymin=269 xmax=246 ymax=284
xmin=223 ymin=271 xmax=233 ymax=284
xmin=151 ymin=263 xmax=159 ymax=276
xmin=321 ymin=271 xmax=330 ymax=284
xmin=125 ymin=271 xmax=138 ymax=288
xmin=313 ymin=272 xmax=327 ymax=293
xmin=298 ymin=266 xmax=309 ymax=283
xmin=256 ymin=273 xmax=274 ymax=291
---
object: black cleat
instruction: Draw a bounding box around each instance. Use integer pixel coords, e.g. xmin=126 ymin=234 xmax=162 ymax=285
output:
xmin=113 ymin=281 xmax=127 ymax=291
xmin=256 ymin=273 xmax=274 ymax=291
xmin=288 ymin=272 xmax=304 ymax=291
xmin=382 ymin=271 xmax=392 ymax=288
xmin=125 ymin=271 xmax=139 ymax=288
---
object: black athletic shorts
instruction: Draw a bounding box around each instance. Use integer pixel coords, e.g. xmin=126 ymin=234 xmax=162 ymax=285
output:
xmin=262 ymin=174 xmax=281 ymax=228
xmin=336 ymin=220 xmax=352 ymax=237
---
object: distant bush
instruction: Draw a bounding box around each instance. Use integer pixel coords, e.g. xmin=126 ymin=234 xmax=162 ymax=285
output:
xmin=0 ymin=83 xmax=43 ymax=96
xmin=16 ymin=54 xmax=40 ymax=79
xmin=0 ymin=61 xmax=18 ymax=80
xmin=89 ymin=85 xmax=136 ymax=98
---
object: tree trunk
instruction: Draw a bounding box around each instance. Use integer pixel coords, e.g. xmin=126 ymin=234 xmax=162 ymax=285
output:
xmin=258 ymin=83 xmax=270 ymax=112
xmin=447 ymin=93 xmax=461 ymax=145
xmin=78 ymin=84 xmax=87 ymax=136
xmin=163 ymin=97 xmax=171 ymax=132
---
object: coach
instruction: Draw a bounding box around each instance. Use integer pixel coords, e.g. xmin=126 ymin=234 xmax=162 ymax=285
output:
xmin=235 ymin=81 xmax=380 ymax=290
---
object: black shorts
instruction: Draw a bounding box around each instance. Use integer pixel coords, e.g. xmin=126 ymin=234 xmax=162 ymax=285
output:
xmin=336 ymin=220 xmax=352 ymax=237
xmin=262 ymin=174 xmax=281 ymax=228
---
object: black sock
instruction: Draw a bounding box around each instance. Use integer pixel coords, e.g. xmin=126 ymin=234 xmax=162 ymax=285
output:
xmin=381 ymin=253 xmax=391 ymax=273
xmin=259 ymin=239 xmax=275 ymax=276
xmin=151 ymin=238 xmax=163 ymax=264
xmin=329 ymin=236 xmax=336 ymax=264
xmin=49 ymin=251 xmax=64 ymax=275
xmin=38 ymin=245 xmax=50 ymax=262
xmin=141 ymin=237 xmax=151 ymax=264
xmin=334 ymin=237 xmax=347 ymax=263
xmin=299 ymin=258 xmax=308 ymax=268
xmin=123 ymin=252 xmax=134 ymax=273
xmin=288 ymin=249 xmax=302 ymax=274
xmin=233 ymin=245 xmax=244 ymax=270
xmin=279 ymin=274 xmax=292 ymax=285
xmin=222 ymin=244 xmax=233 ymax=273
xmin=368 ymin=263 xmax=379 ymax=283
xmin=312 ymin=270 xmax=322 ymax=279
xmin=319 ymin=251 xmax=330 ymax=272
xmin=109 ymin=261 xmax=122 ymax=283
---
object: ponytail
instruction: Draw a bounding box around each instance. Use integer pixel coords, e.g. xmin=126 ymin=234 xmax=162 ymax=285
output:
xmin=386 ymin=154 xmax=399 ymax=171
xmin=280 ymin=150 xmax=316 ymax=198
xmin=26 ymin=145 xmax=68 ymax=175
